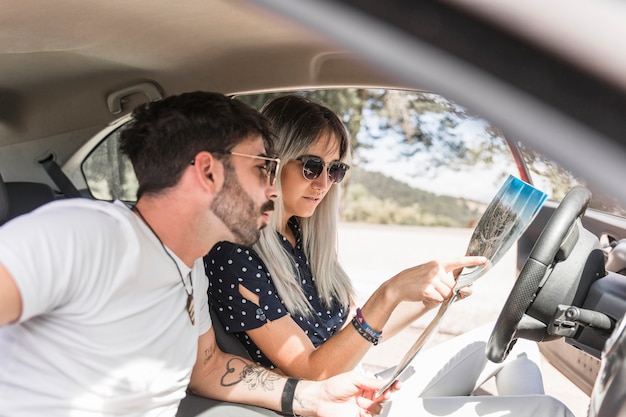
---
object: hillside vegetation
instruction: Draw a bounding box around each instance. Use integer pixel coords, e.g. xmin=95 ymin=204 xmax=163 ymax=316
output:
xmin=343 ymin=167 xmax=484 ymax=227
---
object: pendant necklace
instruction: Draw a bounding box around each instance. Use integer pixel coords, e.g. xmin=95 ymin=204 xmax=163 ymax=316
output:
xmin=132 ymin=205 xmax=195 ymax=325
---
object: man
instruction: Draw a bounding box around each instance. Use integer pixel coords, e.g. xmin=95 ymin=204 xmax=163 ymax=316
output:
xmin=0 ymin=92 xmax=393 ymax=416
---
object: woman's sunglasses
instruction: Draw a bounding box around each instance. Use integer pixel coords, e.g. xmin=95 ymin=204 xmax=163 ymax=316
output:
xmin=296 ymin=155 xmax=350 ymax=184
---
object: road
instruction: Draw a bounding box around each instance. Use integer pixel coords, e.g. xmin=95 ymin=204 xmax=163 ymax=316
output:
xmin=337 ymin=222 xmax=590 ymax=417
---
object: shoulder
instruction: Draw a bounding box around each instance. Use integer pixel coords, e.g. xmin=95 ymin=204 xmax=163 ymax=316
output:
xmin=0 ymin=200 xmax=141 ymax=320
xmin=1 ymin=199 xmax=136 ymax=240
xmin=30 ymin=198 xmax=132 ymax=224
xmin=205 ymin=242 xmax=269 ymax=283
xmin=206 ymin=241 xmax=264 ymax=266
xmin=207 ymin=240 xmax=241 ymax=257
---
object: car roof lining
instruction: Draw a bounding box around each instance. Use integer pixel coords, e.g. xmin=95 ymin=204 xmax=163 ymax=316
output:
xmin=0 ymin=0 xmax=394 ymax=147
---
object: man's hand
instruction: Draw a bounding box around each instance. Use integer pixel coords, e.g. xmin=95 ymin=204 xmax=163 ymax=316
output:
xmin=295 ymin=371 xmax=400 ymax=417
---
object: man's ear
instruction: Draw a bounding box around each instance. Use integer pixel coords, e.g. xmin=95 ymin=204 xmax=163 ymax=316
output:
xmin=190 ymin=151 xmax=219 ymax=188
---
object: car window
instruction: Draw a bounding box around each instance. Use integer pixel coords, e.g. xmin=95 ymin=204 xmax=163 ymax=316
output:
xmin=516 ymin=141 xmax=626 ymax=217
xmin=239 ymin=88 xmax=521 ymax=227
xmin=82 ymin=125 xmax=138 ymax=201
xmin=82 ymin=87 xmax=623 ymax=222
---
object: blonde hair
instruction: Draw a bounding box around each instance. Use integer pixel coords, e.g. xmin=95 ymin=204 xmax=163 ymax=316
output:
xmin=253 ymin=95 xmax=354 ymax=316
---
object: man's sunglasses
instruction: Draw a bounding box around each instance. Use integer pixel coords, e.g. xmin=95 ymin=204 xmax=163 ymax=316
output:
xmin=228 ymin=152 xmax=281 ymax=186
xmin=191 ymin=151 xmax=280 ymax=186
xmin=296 ymin=155 xmax=350 ymax=184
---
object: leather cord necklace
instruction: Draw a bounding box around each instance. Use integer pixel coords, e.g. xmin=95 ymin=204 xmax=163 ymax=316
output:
xmin=132 ymin=205 xmax=195 ymax=325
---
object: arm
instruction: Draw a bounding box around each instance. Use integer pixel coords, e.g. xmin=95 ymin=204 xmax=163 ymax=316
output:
xmin=189 ymin=327 xmax=393 ymax=417
xmin=247 ymin=257 xmax=486 ymax=380
xmin=369 ymin=300 xmax=434 ymax=341
xmin=0 ymin=263 xmax=22 ymax=325
xmin=356 ymin=258 xmax=481 ymax=340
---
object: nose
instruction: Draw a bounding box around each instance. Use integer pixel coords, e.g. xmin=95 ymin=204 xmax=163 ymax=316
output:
xmin=311 ymin=168 xmax=332 ymax=190
xmin=267 ymin=181 xmax=279 ymax=201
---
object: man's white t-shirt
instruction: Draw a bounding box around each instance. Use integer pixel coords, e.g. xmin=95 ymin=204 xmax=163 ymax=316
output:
xmin=0 ymin=199 xmax=212 ymax=416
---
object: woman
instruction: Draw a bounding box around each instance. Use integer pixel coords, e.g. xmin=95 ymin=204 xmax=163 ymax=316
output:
xmin=205 ymin=95 xmax=573 ymax=416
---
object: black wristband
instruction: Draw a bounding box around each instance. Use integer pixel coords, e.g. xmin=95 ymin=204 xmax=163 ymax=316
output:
xmin=281 ymin=377 xmax=300 ymax=416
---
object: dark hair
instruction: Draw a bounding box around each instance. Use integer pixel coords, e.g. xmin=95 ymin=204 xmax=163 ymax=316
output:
xmin=120 ymin=91 xmax=273 ymax=198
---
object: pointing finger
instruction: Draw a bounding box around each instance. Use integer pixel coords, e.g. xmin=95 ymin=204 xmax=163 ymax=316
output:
xmin=442 ymin=256 xmax=487 ymax=273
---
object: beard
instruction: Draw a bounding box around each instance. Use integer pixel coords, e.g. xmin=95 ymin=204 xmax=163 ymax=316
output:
xmin=211 ymin=168 xmax=273 ymax=247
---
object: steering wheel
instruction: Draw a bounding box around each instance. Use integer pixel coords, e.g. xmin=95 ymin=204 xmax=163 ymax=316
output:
xmin=486 ymin=185 xmax=592 ymax=363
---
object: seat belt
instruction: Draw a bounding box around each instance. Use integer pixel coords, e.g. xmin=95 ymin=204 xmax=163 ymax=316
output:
xmin=39 ymin=154 xmax=82 ymax=198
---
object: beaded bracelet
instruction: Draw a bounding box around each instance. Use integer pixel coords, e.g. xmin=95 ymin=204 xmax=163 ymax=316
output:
xmin=356 ymin=308 xmax=383 ymax=338
xmin=351 ymin=308 xmax=382 ymax=345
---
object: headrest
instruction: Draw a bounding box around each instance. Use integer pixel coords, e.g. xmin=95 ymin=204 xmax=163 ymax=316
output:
xmin=0 ymin=176 xmax=56 ymax=227
xmin=5 ymin=182 xmax=56 ymax=224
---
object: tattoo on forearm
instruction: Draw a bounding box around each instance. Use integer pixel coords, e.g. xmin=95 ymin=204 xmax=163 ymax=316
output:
xmin=220 ymin=357 xmax=280 ymax=391
xmin=203 ymin=344 xmax=216 ymax=365
xmin=294 ymin=392 xmax=306 ymax=411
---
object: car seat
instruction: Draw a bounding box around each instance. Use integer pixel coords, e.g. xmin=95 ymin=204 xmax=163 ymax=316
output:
xmin=0 ymin=172 xmax=56 ymax=226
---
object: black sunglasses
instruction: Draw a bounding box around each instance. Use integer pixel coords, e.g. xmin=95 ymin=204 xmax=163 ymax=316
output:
xmin=296 ymin=155 xmax=350 ymax=184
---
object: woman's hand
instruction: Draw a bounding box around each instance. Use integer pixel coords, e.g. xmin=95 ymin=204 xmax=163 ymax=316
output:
xmin=388 ymin=256 xmax=487 ymax=309
xmin=456 ymin=284 xmax=474 ymax=301
xmin=357 ymin=256 xmax=487 ymax=340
